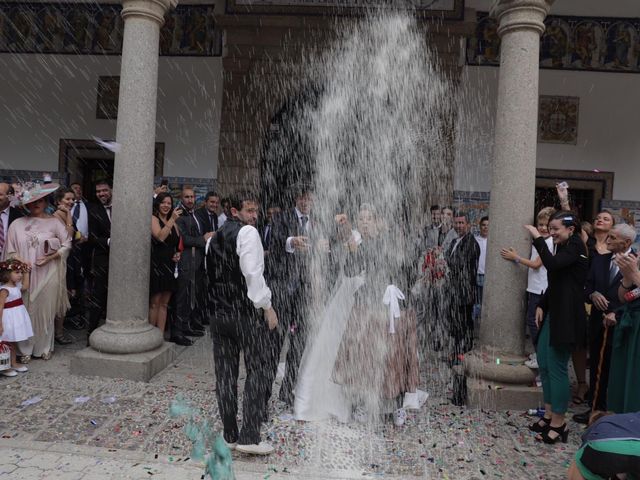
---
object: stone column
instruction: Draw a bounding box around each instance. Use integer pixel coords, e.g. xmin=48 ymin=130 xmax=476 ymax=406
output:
xmin=464 ymin=0 xmax=554 ymax=408
xmin=73 ymin=0 xmax=177 ymax=381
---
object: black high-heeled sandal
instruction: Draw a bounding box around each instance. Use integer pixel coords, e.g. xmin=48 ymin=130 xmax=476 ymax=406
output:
xmin=538 ymin=423 xmax=569 ymax=444
xmin=528 ymin=416 xmax=551 ymax=433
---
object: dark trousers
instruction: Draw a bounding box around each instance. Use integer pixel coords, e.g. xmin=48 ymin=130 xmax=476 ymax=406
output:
xmin=451 ymin=303 xmax=474 ymax=357
xmin=526 ymin=292 xmax=542 ymax=348
xmin=66 ymin=243 xmax=87 ymax=323
xmin=174 ymin=270 xmax=204 ymax=335
xmin=588 ymin=313 xmax=614 ymax=411
xmin=212 ymin=309 xmax=268 ymax=445
xmin=269 ymin=288 xmax=309 ymax=407
xmin=278 ymin=316 xmax=308 ymax=406
xmin=87 ymin=267 xmax=109 ymax=335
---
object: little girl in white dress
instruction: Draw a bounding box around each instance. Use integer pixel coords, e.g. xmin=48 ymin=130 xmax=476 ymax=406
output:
xmin=0 ymin=259 xmax=33 ymax=377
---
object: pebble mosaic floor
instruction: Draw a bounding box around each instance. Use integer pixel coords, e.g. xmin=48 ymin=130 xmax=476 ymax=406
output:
xmin=0 ymin=332 xmax=585 ymax=479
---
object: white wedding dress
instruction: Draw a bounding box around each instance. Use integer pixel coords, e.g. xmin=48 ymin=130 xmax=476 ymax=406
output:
xmin=293 ymin=273 xmax=365 ymax=422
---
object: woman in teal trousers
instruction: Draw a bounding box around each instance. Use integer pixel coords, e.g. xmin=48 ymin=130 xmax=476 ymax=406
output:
xmin=524 ymin=211 xmax=588 ymax=444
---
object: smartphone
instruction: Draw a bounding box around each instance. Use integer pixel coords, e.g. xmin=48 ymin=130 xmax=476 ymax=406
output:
xmin=160 ymin=178 xmax=169 ymax=187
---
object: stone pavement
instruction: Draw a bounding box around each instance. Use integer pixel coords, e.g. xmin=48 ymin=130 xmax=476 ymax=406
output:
xmin=0 ymin=330 xmax=583 ymax=479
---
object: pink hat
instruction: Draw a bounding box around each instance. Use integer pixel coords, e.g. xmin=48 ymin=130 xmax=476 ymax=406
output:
xmin=13 ymin=182 xmax=60 ymax=206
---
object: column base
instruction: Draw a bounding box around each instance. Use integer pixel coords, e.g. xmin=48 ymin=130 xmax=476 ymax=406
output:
xmin=462 ymin=348 xmax=541 ymax=410
xmin=89 ymin=323 xmax=164 ymax=354
xmin=71 ymin=342 xmax=177 ymax=382
xmin=466 ymin=377 xmax=543 ymax=410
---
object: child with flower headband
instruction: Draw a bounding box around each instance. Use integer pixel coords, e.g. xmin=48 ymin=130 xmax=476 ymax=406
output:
xmin=0 ymin=258 xmax=33 ymax=377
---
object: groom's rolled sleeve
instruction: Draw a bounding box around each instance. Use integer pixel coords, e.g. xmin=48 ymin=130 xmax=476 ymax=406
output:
xmin=237 ymin=225 xmax=272 ymax=310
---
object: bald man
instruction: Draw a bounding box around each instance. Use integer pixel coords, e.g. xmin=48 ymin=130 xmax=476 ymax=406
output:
xmin=0 ymin=183 xmax=24 ymax=258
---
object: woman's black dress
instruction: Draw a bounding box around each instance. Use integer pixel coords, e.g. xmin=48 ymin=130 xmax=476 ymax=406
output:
xmin=150 ymin=217 xmax=180 ymax=295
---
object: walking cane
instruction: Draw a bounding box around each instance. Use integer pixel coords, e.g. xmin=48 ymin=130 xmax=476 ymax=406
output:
xmin=588 ymin=325 xmax=609 ymax=426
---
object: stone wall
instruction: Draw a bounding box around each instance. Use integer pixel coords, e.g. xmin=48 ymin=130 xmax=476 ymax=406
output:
xmin=215 ymin=11 xmax=475 ymax=206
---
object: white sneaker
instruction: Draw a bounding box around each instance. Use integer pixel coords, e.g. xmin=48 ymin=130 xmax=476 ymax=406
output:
xmin=525 ymin=355 xmax=539 ymax=369
xmin=236 ymin=441 xmax=274 ymax=455
xmin=13 ymin=366 xmax=28 ymax=373
xmin=0 ymin=369 xmax=17 ymax=377
xmin=393 ymin=408 xmax=407 ymax=427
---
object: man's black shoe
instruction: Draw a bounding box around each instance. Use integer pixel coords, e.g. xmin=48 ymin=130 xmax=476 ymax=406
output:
xmin=170 ymin=336 xmax=194 ymax=346
xmin=572 ymin=409 xmax=591 ymax=425
xmin=184 ymin=329 xmax=205 ymax=337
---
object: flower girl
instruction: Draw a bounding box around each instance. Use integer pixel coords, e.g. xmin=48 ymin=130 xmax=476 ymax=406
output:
xmin=0 ymin=259 xmax=33 ymax=377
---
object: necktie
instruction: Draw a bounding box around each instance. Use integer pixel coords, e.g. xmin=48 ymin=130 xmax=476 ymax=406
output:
xmin=72 ymin=201 xmax=81 ymax=227
xmin=300 ymin=215 xmax=308 ymax=232
xmin=0 ymin=211 xmax=5 ymax=255
xmin=609 ymin=256 xmax=619 ymax=284
xmin=105 ymin=205 xmax=112 ymax=221
xmin=264 ymin=225 xmax=271 ymax=246
xmin=209 ymin=214 xmax=215 ymax=231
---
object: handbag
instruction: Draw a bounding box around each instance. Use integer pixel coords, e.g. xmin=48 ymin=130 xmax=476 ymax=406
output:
xmin=43 ymin=238 xmax=61 ymax=256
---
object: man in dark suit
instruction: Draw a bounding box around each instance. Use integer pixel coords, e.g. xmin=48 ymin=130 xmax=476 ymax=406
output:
xmin=0 ymin=183 xmax=24 ymax=259
xmin=195 ymin=191 xmax=219 ymax=326
xmin=86 ymin=180 xmax=113 ymax=344
xmin=174 ymin=187 xmax=213 ymax=345
xmin=196 ymin=191 xmax=220 ymax=234
xmin=66 ymin=182 xmax=90 ymax=328
xmin=260 ymin=205 xmax=281 ymax=253
xmin=264 ymin=185 xmax=313 ymax=407
xmin=574 ymin=223 xmax=635 ymax=424
xmin=446 ymin=211 xmax=480 ymax=360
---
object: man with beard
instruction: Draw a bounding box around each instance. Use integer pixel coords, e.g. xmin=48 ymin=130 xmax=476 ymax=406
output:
xmin=174 ymin=187 xmax=213 ymax=345
xmin=206 ymin=190 xmax=277 ymax=455
xmin=86 ymin=180 xmax=113 ymax=343
xmin=446 ymin=211 xmax=480 ymax=362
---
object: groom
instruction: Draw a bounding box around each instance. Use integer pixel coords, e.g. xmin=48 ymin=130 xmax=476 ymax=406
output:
xmin=206 ymin=190 xmax=278 ymax=455
xmin=265 ymin=184 xmax=314 ymax=408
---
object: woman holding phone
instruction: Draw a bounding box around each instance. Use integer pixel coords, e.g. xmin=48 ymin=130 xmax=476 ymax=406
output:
xmin=524 ymin=211 xmax=588 ymax=444
xmin=149 ymin=192 xmax=182 ymax=334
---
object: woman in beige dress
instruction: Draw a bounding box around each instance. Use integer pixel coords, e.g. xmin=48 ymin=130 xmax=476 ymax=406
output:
xmin=4 ymin=183 xmax=71 ymax=361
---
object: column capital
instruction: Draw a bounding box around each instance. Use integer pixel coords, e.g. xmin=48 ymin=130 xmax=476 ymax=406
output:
xmin=490 ymin=0 xmax=554 ymax=37
xmin=121 ymin=0 xmax=178 ymax=25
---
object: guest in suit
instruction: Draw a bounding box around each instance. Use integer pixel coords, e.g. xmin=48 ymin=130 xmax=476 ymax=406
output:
xmin=86 ymin=180 xmax=113 ymax=343
xmin=0 ymin=183 xmax=24 ymax=260
xmin=195 ymin=191 xmax=220 ymax=325
xmin=68 ymin=183 xmax=90 ymax=326
xmin=573 ymin=223 xmax=635 ymax=424
xmin=446 ymin=211 xmax=480 ymax=360
xmin=526 ymin=211 xmax=588 ymax=444
xmin=174 ymin=187 xmax=213 ymax=345
xmin=260 ymin=205 xmax=281 ymax=254
xmin=196 ymin=191 xmax=220 ymax=234
xmin=265 ymin=184 xmax=313 ymax=407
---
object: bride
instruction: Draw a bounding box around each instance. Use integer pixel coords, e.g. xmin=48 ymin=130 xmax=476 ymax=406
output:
xmin=294 ymin=204 xmax=420 ymax=425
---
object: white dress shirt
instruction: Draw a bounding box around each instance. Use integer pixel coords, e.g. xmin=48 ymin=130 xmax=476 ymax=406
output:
xmin=237 ymin=225 xmax=272 ymax=310
xmin=218 ymin=212 xmax=227 ymax=228
xmin=285 ymin=208 xmax=310 ymax=254
xmin=71 ymin=201 xmax=89 ymax=238
xmin=475 ymin=235 xmax=488 ymax=275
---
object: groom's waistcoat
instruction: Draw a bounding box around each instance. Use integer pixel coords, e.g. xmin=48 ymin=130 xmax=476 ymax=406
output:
xmin=206 ymin=218 xmax=254 ymax=315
